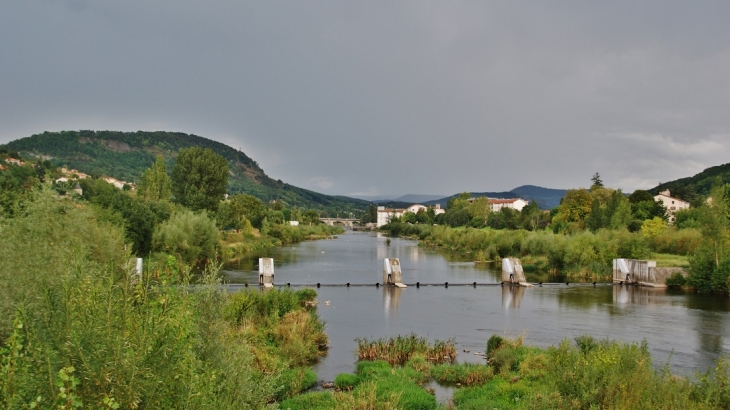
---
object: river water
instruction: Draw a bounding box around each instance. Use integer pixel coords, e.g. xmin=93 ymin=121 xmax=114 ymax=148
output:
xmin=222 ymin=231 xmax=730 ymax=383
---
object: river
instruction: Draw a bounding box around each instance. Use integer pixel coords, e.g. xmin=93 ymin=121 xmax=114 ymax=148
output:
xmin=221 ymin=231 xmax=730 ymax=383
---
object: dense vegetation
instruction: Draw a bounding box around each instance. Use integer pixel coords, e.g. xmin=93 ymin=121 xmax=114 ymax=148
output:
xmin=283 ymin=334 xmax=730 ymax=409
xmin=383 ymin=174 xmax=730 ymax=293
xmin=1 ymin=130 xmax=370 ymax=215
xmin=651 ymin=161 xmax=730 ymax=204
xmin=0 ymin=185 xmax=331 ymax=408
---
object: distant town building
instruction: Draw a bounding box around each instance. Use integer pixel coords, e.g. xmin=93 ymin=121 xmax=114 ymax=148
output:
xmin=376 ymin=203 xmax=445 ymax=227
xmin=3 ymin=158 xmax=24 ymax=166
xmin=289 ymin=221 xmax=300 ymax=226
xmin=73 ymin=183 xmax=83 ymax=196
xmin=653 ymin=190 xmax=690 ymax=224
xmin=489 ymin=198 xmax=529 ymax=212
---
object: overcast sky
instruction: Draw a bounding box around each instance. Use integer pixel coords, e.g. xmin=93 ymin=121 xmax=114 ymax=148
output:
xmin=2 ymin=1 xmax=729 ymax=197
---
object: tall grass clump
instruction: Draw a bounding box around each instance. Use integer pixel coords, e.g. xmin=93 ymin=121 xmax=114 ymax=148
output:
xmin=356 ymin=334 xmax=456 ymax=365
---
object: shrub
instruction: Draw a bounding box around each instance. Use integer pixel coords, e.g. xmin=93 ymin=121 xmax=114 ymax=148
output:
xmin=334 ymin=373 xmax=360 ymax=391
xmin=431 ymin=363 xmax=493 ymax=386
xmin=275 ymin=368 xmax=317 ymax=401
xmin=487 ymin=334 xmax=504 ymax=357
xmin=152 ymin=209 xmax=219 ymax=265
xmin=666 ymin=272 xmax=688 ymax=288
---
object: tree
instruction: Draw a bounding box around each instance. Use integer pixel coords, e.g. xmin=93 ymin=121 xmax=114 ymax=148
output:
xmin=555 ymin=189 xmax=593 ymax=223
xmin=467 ymin=197 xmax=490 ymax=220
xmin=688 ymin=178 xmax=730 ymax=293
xmin=590 ymin=173 xmax=604 ymax=191
xmin=137 ymin=155 xmax=171 ymax=202
xmin=640 ymin=217 xmax=666 ymax=239
xmin=171 ymin=147 xmax=228 ymax=212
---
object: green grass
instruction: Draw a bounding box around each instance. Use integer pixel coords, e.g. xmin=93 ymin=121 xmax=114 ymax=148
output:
xmin=652 ymin=252 xmax=690 ymax=268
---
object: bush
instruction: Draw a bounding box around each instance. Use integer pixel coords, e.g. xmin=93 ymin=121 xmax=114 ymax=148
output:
xmin=487 ymin=334 xmax=504 ymax=357
xmin=275 ymin=367 xmax=317 ymax=401
xmin=665 ymin=272 xmax=687 ymax=288
xmin=152 ymin=209 xmax=219 ymax=265
xmin=334 ymin=373 xmax=360 ymax=391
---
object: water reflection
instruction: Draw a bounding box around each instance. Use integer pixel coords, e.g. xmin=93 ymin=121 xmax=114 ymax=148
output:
xmin=613 ymin=285 xmax=667 ymax=305
xmin=502 ymin=285 xmax=525 ymax=308
xmin=383 ymin=286 xmax=402 ymax=316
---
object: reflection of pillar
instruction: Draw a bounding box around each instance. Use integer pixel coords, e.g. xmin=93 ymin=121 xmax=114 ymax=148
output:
xmin=502 ymin=285 xmax=525 ymax=308
xmin=383 ymin=286 xmax=402 ymax=316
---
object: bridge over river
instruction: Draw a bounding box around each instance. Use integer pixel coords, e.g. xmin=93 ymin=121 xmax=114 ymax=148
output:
xmin=319 ymin=217 xmax=371 ymax=229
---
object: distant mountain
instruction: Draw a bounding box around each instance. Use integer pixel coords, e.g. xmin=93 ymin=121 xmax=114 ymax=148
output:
xmin=1 ymin=130 xmax=370 ymax=213
xmin=393 ymin=194 xmax=447 ymax=203
xmin=422 ymin=185 xmax=567 ymax=210
xmin=510 ymin=185 xmax=567 ymax=209
xmin=650 ymin=162 xmax=730 ymax=202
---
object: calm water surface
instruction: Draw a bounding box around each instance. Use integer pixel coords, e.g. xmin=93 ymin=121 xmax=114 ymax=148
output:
xmin=222 ymin=231 xmax=730 ymax=383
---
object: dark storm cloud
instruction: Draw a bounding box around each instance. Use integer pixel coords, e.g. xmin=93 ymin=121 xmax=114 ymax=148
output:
xmin=2 ymin=1 xmax=729 ymax=196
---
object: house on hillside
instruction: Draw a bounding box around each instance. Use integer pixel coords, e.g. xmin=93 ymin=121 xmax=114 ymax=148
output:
xmin=653 ymin=190 xmax=690 ymax=224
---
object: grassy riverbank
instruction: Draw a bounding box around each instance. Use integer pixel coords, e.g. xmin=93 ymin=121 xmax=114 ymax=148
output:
xmin=382 ymin=223 xmax=698 ymax=279
xmin=283 ymin=334 xmax=730 ymax=410
xmin=0 ymin=190 xmax=330 ymax=408
xmin=220 ymin=224 xmax=344 ymax=260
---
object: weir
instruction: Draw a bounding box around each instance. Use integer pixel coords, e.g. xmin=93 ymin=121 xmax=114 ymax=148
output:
xmin=612 ymin=258 xmax=685 ymax=288
xmin=501 ymin=258 xmax=532 ymax=287
xmin=259 ymin=257 xmax=275 ymax=288
xmin=383 ymin=258 xmax=407 ymax=288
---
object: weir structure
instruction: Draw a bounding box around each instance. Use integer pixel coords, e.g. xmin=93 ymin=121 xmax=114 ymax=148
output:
xmin=612 ymin=258 xmax=685 ymax=288
xmin=383 ymin=258 xmax=407 ymax=288
xmin=259 ymin=258 xmax=275 ymax=288
xmin=501 ymin=258 xmax=533 ymax=287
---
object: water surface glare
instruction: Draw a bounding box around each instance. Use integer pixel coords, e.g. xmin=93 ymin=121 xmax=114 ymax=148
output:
xmin=222 ymin=231 xmax=730 ymax=382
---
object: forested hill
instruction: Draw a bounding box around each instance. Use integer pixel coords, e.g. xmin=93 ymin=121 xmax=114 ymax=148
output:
xmin=650 ymin=162 xmax=730 ymax=203
xmin=1 ymin=130 xmax=369 ymax=212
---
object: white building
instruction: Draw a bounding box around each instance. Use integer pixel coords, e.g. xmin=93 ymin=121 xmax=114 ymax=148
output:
xmin=376 ymin=203 xmax=445 ymax=227
xmin=488 ymin=198 xmax=529 ymax=212
xmin=653 ymin=190 xmax=690 ymax=223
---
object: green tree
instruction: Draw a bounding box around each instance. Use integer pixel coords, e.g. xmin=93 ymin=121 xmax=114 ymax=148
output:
xmin=302 ymin=209 xmax=320 ymax=225
xmin=137 ymin=155 xmax=171 ymax=201
xmin=467 ymin=197 xmax=490 ymax=221
xmin=171 ymin=147 xmax=228 ymax=212
xmin=688 ymin=178 xmax=730 ymax=293
xmin=555 ymin=189 xmax=593 ymax=223
xmin=640 ymin=217 xmax=666 ymax=239
xmin=590 ymin=172 xmax=604 ymax=191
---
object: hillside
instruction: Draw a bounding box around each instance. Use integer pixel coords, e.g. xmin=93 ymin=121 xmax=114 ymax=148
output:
xmin=1 ymin=130 xmax=369 ymax=213
xmin=650 ymin=162 xmax=730 ymax=202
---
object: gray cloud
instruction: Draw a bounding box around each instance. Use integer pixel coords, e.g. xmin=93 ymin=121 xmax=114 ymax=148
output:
xmin=2 ymin=1 xmax=729 ymax=196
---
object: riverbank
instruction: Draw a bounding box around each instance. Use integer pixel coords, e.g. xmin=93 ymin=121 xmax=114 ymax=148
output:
xmin=220 ymin=224 xmax=344 ymax=260
xmin=381 ymin=223 xmax=696 ymax=279
xmin=283 ymin=334 xmax=730 ymax=409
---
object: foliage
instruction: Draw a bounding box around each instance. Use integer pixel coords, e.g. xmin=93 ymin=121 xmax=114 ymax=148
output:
xmin=151 ymin=209 xmax=220 ymax=265
xmin=335 ymin=373 xmax=360 ymax=390
xmin=688 ymin=179 xmax=730 ymax=293
xmin=665 ymin=272 xmax=688 ymax=287
xmin=431 ymin=363 xmax=494 ymax=386
xmin=0 ymin=187 xmax=127 ymax=338
xmin=356 ymin=334 xmax=457 ymax=366
xmin=554 ymin=189 xmax=592 ymax=224
xmin=641 ymin=217 xmax=668 ymax=239
xmin=171 ymin=147 xmax=229 ymax=212
xmin=137 ymin=155 xmax=171 ymax=201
